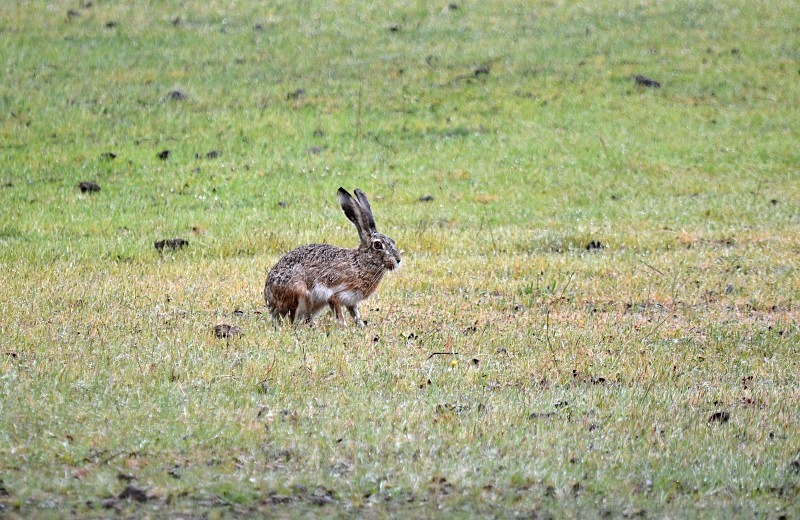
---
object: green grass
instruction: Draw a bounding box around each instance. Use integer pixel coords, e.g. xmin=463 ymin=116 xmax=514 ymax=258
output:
xmin=1 ymin=0 xmax=799 ymax=517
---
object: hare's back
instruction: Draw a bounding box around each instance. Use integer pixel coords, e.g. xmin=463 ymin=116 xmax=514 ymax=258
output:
xmin=267 ymin=243 xmax=352 ymax=285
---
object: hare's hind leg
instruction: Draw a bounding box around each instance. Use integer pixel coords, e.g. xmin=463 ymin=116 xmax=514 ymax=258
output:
xmin=265 ymin=285 xmax=297 ymax=324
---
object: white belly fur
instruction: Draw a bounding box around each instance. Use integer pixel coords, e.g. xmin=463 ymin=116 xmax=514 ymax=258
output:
xmin=310 ymin=284 xmax=364 ymax=310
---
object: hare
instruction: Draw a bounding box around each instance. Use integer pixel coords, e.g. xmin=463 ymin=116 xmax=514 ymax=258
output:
xmin=264 ymin=188 xmax=401 ymax=326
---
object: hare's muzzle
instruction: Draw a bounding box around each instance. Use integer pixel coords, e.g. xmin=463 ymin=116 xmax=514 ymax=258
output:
xmin=386 ymin=251 xmax=401 ymax=270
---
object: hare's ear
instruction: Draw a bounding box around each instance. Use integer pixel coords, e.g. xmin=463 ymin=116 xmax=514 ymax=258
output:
xmin=338 ymin=187 xmax=370 ymax=242
xmin=353 ymin=189 xmax=376 ymax=231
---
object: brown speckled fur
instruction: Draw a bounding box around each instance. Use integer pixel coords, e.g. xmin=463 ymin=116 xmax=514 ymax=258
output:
xmin=264 ymin=188 xmax=400 ymax=326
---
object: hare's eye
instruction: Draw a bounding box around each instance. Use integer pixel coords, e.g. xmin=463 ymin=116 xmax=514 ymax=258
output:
xmin=372 ymin=241 xmax=383 ymax=250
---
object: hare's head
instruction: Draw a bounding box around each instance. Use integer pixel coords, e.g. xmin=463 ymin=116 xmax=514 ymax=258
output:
xmin=338 ymin=188 xmax=401 ymax=271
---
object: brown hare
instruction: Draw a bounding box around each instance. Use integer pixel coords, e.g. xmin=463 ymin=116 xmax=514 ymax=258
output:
xmin=264 ymin=188 xmax=400 ymax=326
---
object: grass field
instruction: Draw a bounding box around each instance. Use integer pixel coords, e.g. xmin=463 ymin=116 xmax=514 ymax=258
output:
xmin=1 ymin=0 xmax=799 ymax=517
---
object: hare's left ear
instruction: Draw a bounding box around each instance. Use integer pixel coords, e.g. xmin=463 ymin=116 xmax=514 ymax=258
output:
xmin=338 ymin=187 xmax=371 ymax=243
xmin=354 ymin=189 xmax=376 ymax=231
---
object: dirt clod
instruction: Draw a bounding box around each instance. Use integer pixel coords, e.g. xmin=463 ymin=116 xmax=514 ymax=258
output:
xmin=473 ymin=65 xmax=490 ymax=77
xmin=197 ymin=150 xmax=221 ymax=159
xmin=214 ymin=324 xmax=243 ymax=339
xmin=287 ymin=88 xmax=305 ymax=100
xmin=118 ymin=484 xmax=149 ymax=502
xmin=308 ymin=487 xmax=336 ymax=506
xmin=708 ymin=411 xmax=730 ymax=424
xmin=78 ymin=181 xmax=101 ymax=193
xmin=166 ymin=90 xmax=187 ymax=101
xmin=154 ymin=238 xmax=188 ymax=251
xmin=635 ymin=75 xmax=661 ymax=88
